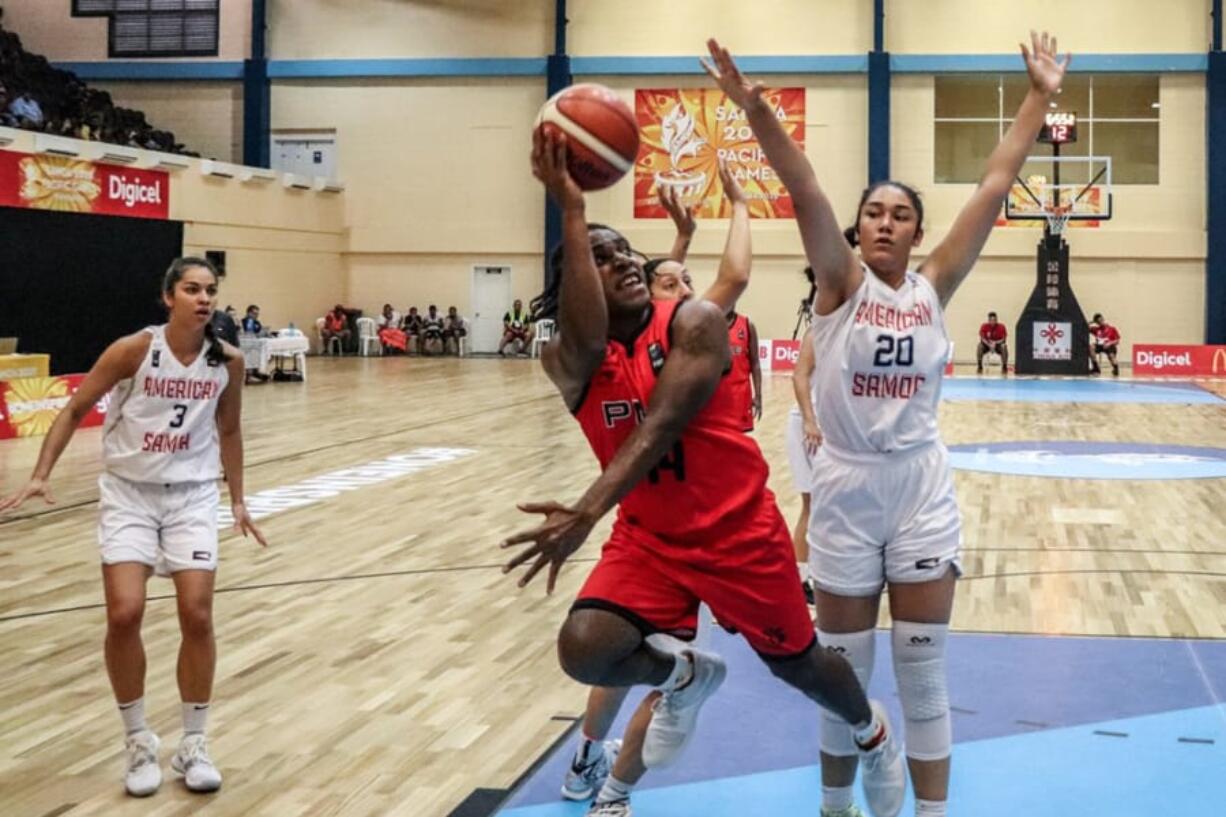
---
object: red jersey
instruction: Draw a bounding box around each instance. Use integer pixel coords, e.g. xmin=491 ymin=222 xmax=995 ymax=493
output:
xmin=980 ymin=322 xmax=1007 ymax=342
xmin=1096 ymin=324 xmax=1120 ymax=345
xmin=720 ymin=313 xmax=754 ymax=432
xmin=573 ymin=300 xmax=771 ymax=543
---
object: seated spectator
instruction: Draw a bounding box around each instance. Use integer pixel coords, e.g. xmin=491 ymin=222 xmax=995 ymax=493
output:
xmin=376 ymin=303 xmax=407 ymax=354
xmin=8 ymin=89 xmax=43 ymax=129
xmin=0 ymin=82 xmax=16 ymax=127
xmin=322 ymin=304 xmax=351 ymax=355
xmin=498 ymin=299 xmax=534 ymax=357
xmin=420 ymin=305 xmax=445 ymax=356
xmin=241 ymin=304 xmax=264 ymax=336
xmin=401 ymin=307 xmax=423 ymax=355
xmin=976 ymin=311 xmax=1008 ymax=376
xmin=443 ymin=306 xmax=468 ymax=356
xmin=1089 ymin=313 xmax=1121 ymax=376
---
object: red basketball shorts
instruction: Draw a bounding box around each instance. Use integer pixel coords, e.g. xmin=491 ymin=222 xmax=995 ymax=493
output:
xmin=574 ymin=497 xmax=815 ymax=658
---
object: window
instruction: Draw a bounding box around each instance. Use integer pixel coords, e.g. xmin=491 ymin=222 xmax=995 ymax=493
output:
xmin=72 ymin=0 xmax=220 ymax=58
xmin=934 ymin=74 xmax=1159 ymax=184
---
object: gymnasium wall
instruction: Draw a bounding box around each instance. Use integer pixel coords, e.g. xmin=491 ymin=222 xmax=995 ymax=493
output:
xmin=0 ymin=0 xmax=252 ymax=61
xmin=0 ymin=128 xmax=346 ymax=360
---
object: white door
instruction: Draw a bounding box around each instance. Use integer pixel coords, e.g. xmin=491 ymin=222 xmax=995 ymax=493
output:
xmin=272 ymin=137 xmax=336 ymax=179
xmin=471 ymin=266 xmax=512 ymax=353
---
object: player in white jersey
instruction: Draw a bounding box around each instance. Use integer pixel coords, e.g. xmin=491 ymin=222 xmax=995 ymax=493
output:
xmin=786 ymin=325 xmax=822 ymax=602
xmin=0 ymin=257 xmax=266 ymax=798
xmin=706 ymin=31 xmax=1069 ymax=817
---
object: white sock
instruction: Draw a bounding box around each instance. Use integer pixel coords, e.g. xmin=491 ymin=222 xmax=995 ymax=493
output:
xmin=118 ymin=697 xmax=147 ymax=736
xmin=916 ymin=799 xmax=948 ymax=816
xmin=658 ymin=651 xmax=694 ymax=692
xmin=821 ymin=784 xmax=854 ymax=811
xmin=574 ymin=734 xmax=604 ymax=766
xmin=595 ymin=773 xmax=634 ymax=804
xmin=181 ymin=701 xmax=210 ymax=736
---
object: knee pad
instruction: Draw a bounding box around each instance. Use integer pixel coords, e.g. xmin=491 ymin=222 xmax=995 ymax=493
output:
xmin=891 ymin=621 xmax=951 ymax=761
xmin=817 ymin=629 xmax=876 ymax=756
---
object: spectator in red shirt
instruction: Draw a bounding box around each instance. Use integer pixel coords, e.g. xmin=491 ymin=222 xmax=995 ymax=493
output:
xmin=977 ymin=311 xmax=1009 ymax=375
xmin=1089 ymin=313 xmax=1121 ymax=376
xmin=322 ymin=304 xmax=351 ymax=355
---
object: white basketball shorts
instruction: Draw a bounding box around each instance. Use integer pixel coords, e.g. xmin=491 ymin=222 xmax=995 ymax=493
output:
xmin=807 ymin=441 xmax=962 ymax=596
xmin=785 ymin=409 xmax=816 ymax=494
xmin=98 ymin=472 xmax=219 ymax=574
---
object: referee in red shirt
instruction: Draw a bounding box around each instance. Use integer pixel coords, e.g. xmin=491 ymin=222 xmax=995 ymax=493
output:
xmin=977 ymin=311 xmax=1009 ymax=375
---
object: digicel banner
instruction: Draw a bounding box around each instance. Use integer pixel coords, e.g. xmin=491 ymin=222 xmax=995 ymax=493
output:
xmin=0 ymin=148 xmax=169 ymax=220
xmin=758 ymin=339 xmax=801 ymax=371
xmin=1132 ymin=344 xmax=1226 ymax=377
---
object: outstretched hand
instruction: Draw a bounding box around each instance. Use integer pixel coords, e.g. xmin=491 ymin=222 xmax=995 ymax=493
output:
xmin=1021 ymin=30 xmax=1070 ymax=97
xmin=700 ymin=38 xmax=767 ymax=111
xmin=531 ymin=127 xmax=585 ymax=210
xmin=659 ymin=184 xmax=697 ymax=237
xmin=231 ymin=502 xmax=268 ymax=547
xmin=501 ymin=500 xmax=596 ymax=594
xmin=0 ymin=478 xmax=55 ymax=515
xmin=718 ymin=157 xmax=747 ymax=206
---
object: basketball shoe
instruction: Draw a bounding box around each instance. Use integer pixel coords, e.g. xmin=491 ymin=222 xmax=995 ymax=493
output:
xmin=123 ymin=730 xmax=161 ymax=797
xmin=822 ymin=806 xmax=867 ymax=817
xmin=171 ymin=733 xmax=222 ymax=792
xmin=586 ymin=798 xmax=631 ymax=816
xmin=856 ymin=700 xmax=906 ymax=817
xmin=561 ymin=739 xmax=621 ymax=801
xmin=642 ymin=649 xmax=727 ymax=768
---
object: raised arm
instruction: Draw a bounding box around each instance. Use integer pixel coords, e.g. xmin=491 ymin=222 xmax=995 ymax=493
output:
xmin=532 ymin=129 xmax=609 ymax=405
xmin=501 ymin=299 xmax=730 ymax=592
xmin=659 ymin=184 xmax=697 ymax=264
xmin=702 ymin=38 xmax=860 ymax=312
xmin=921 ymin=31 xmax=1069 ymax=305
xmin=700 ymin=159 xmax=752 ymax=314
xmin=0 ymin=334 xmax=145 ymax=513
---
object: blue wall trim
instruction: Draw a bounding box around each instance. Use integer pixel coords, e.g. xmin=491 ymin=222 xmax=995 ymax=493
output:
xmin=1206 ymin=51 xmax=1226 ymax=344
xmin=571 ymin=55 xmax=868 ymax=75
xmin=268 ymin=58 xmax=547 ymax=79
xmin=892 ymin=53 xmax=1207 ymax=73
xmin=54 ymin=61 xmax=244 ymax=80
xmin=868 ymin=51 xmax=890 ymax=184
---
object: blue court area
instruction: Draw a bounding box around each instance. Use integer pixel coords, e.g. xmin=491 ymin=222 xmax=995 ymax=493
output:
xmin=941 ymin=377 xmax=1222 ymax=404
xmin=496 ymin=627 xmax=1226 ymax=817
xmin=947 ymin=441 xmax=1226 ymax=479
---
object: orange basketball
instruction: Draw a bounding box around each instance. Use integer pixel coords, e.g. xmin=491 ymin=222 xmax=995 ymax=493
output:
xmin=535 ymin=84 xmax=639 ymax=191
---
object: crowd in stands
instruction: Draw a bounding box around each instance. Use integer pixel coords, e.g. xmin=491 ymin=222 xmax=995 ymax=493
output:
xmin=0 ymin=22 xmax=194 ymax=155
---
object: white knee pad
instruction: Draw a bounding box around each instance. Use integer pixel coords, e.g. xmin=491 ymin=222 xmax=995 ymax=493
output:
xmin=891 ymin=621 xmax=951 ymax=762
xmin=817 ymin=629 xmax=876 ymax=757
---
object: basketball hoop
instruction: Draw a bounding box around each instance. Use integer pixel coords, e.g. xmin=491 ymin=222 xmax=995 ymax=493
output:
xmin=1046 ymin=205 xmax=1072 ymax=236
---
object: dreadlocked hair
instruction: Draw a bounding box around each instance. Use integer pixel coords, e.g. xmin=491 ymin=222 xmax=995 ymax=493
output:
xmin=163 ymin=256 xmax=227 ymax=366
xmin=530 ymin=222 xmax=616 ymax=322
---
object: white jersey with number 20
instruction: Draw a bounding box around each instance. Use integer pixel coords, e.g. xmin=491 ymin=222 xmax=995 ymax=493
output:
xmin=811 ymin=267 xmax=949 ymax=455
xmin=102 ymin=325 xmax=229 ymax=484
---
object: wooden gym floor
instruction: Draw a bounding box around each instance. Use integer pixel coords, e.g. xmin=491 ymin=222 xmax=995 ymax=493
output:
xmin=1 ymin=357 xmax=1223 ymax=816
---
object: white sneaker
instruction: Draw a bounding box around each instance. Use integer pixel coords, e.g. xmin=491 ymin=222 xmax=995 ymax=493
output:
xmin=123 ymin=730 xmax=161 ymax=797
xmin=641 ymin=649 xmax=727 ymax=769
xmin=171 ymin=733 xmax=222 ymax=792
xmin=561 ymin=739 xmax=621 ymax=801
xmin=587 ymin=798 xmax=631 ymax=816
xmin=856 ymin=701 xmax=906 ymax=817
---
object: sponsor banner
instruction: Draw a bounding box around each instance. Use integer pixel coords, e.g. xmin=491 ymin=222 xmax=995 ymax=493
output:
xmin=0 ymin=148 xmax=169 ymax=220
xmin=758 ymin=339 xmax=800 ymax=372
xmin=635 ymin=88 xmax=804 ymax=219
xmin=1132 ymin=344 xmax=1226 ymax=377
xmin=0 ymin=374 xmax=107 ymax=440
xmin=1033 ymin=321 xmax=1072 ymax=361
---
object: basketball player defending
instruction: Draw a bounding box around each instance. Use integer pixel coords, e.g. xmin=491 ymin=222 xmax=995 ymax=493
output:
xmin=705 ymin=31 xmax=1069 ymax=817
xmin=559 ymin=161 xmax=768 ymax=815
xmin=0 ymin=257 xmax=266 ymax=797
xmin=504 ymin=128 xmax=906 ymax=817
xmin=787 ymin=327 xmax=822 ymax=599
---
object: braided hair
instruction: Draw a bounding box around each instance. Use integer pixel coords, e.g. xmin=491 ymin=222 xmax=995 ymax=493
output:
xmin=843 ymin=180 xmax=924 ymax=247
xmin=162 ymin=256 xmax=227 ymax=366
xmin=529 ymin=222 xmax=616 ymax=322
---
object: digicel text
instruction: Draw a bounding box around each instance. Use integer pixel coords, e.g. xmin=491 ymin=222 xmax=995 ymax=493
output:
xmin=1135 ymin=350 xmax=1191 ymax=369
xmin=109 ymin=175 xmax=163 ymax=209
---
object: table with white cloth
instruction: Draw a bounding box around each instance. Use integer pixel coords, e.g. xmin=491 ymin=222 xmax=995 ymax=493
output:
xmin=239 ymin=335 xmax=310 ymax=376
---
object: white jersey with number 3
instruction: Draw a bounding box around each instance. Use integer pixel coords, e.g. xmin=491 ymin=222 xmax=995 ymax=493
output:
xmin=811 ymin=267 xmax=949 ymax=455
xmin=102 ymin=326 xmax=228 ymax=484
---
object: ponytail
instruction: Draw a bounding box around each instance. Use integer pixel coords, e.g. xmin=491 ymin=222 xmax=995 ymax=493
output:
xmin=203 ymin=318 xmax=227 ymax=366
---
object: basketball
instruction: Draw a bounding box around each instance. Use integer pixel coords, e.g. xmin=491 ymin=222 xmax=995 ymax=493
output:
xmin=535 ymin=83 xmax=639 ymax=191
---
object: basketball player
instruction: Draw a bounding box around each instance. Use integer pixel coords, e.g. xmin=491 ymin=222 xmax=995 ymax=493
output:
xmin=1089 ymin=312 xmax=1120 ymax=376
xmin=0 ymin=257 xmax=266 ymax=797
xmin=976 ymin=312 xmax=1009 ymax=376
xmin=705 ymin=30 xmax=1069 ymax=817
xmin=505 ymin=128 xmax=905 ymax=817
xmin=559 ymin=161 xmax=764 ymax=815
xmin=787 ymin=326 xmax=822 ymax=601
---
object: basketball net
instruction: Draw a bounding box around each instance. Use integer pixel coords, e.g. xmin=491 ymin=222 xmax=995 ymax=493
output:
xmin=1046 ymin=204 xmax=1072 ymax=236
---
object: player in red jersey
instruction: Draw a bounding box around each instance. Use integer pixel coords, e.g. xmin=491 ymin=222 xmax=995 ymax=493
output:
xmin=976 ymin=311 xmax=1008 ymax=376
xmin=1089 ymin=313 xmax=1121 ymax=376
xmin=725 ymin=310 xmax=762 ymax=431
xmin=503 ymin=128 xmax=905 ymax=817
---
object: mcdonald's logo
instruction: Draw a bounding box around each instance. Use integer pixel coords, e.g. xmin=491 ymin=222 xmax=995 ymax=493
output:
xmin=1214 ymin=347 xmax=1226 ymax=374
